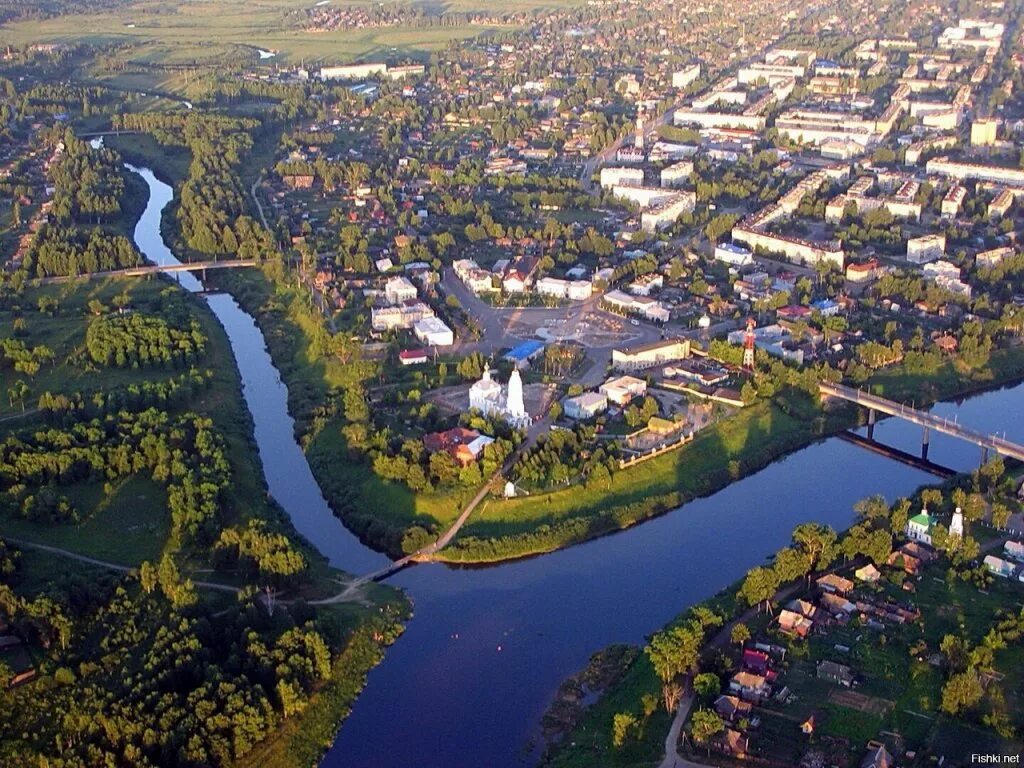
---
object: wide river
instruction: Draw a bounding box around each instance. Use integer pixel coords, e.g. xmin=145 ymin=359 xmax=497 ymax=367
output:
xmin=129 ymin=165 xmax=1024 ymax=768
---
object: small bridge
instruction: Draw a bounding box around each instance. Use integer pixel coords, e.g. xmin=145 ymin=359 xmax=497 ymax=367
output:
xmin=35 ymin=260 xmax=257 ymax=284
xmin=820 ymin=381 xmax=1024 ymax=463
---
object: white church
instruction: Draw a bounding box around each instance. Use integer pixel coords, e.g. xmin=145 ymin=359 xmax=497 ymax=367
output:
xmin=469 ymin=363 xmax=530 ymax=428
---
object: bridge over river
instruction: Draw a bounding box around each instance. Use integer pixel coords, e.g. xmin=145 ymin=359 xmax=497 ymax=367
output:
xmin=820 ymin=381 xmax=1024 ymax=463
xmin=33 ymin=260 xmax=257 ymax=285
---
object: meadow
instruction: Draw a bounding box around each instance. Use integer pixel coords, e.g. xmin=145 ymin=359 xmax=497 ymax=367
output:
xmin=0 ymin=0 xmax=581 ymax=66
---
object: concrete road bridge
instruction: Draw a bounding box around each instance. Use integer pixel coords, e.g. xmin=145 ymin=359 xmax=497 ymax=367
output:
xmin=34 ymin=260 xmax=257 ymax=285
xmin=820 ymin=381 xmax=1024 ymax=463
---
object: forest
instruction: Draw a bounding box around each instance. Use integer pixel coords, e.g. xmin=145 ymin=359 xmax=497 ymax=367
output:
xmin=112 ymin=112 xmax=277 ymax=260
xmin=50 ymin=133 xmax=125 ymax=225
xmin=84 ymin=311 xmax=207 ymax=369
xmin=26 ymin=226 xmax=139 ymax=277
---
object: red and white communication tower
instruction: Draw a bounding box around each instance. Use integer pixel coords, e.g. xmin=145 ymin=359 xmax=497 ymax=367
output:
xmin=742 ymin=318 xmax=756 ymax=369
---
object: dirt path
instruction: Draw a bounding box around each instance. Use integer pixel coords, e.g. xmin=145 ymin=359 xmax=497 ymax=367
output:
xmin=2 ymin=536 xmax=241 ymax=594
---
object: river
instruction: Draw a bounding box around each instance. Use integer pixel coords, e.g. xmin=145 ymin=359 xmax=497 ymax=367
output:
xmin=127 ymin=166 xmax=1024 ymax=768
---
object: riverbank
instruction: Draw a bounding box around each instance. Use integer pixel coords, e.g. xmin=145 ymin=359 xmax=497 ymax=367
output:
xmin=207 ymin=267 xmax=1024 ymax=566
xmin=541 ymin=469 xmax=1024 ymax=768
xmin=40 ymin=159 xmax=410 ymax=768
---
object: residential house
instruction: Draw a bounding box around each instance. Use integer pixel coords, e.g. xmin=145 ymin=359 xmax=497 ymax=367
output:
xmin=984 ymin=554 xmax=1016 ymax=578
xmin=820 ymin=592 xmax=857 ymax=617
xmin=716 ymin=729 xmax=749 ymax=759
xmin=423 ymin=427 xmax=494 ymax=465
xmin=742 ymin=649 xmax=771 ymax=675
xmin=817 ymin=573 xmax=854 ymax=595
xmin=855 ymin=564 xmax=881 ymax=582
xmin=714 ymin=695 xmax=752 ymax=724
xmin=563 ymin=392 xmax=608 ymax=420
xmin=729 ymin=671 xmax=770 ymax=702
xmin=861 ymin=742 xmax=895 ymax=768
xmin=399 ymin=349 xmax=429 ymax=366
xmin=817 ymin=660 xmax=855 ymax=686
xmin=777 ymin=609 xmax=814 ymax=638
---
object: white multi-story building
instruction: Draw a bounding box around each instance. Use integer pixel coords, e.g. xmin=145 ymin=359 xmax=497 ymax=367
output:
xmin=535 ymin=277 xmax=593 ymax=301
xmin=906 ymin=233 xmax=946 ymax=264
xmin=563 ymin=392 xmax=608 ymax=420
xmin=989 ymin=189 xmax=1014 ymax=218
xmin=600 ymin=166 xmax=644 ymax=189
xmin=384 ymin=276 xmax=418 ymax=305
xmin=941 ymin=185 xmax=967 ymax=218
xmin=971 ymin=118 xmax=999 ymax=146
xmin=641 ymin=193 xmax=697 ymax=232
xmin=660 ymin=160 xmax=694 ymax=188
xmin=926 ymin=157 xmax=1024 ymax=185
xmin=612 ymin=185 xmax=679 ymax=209
xmin=371 ymin=302 xmax=434 ymax=331
xmin=320 ymin=63 xmax=388 ymax=80
xmin=731 ymin=225 xmax=845 ymax=268
xmin=975 ymin=246 xmax=1013 ymax=268
xmin=599 ymin=375 xmax=648 ymax=405
xmin=672 ymin=63 xmax=701 ymax=89
xmin=673 ymin=109 xmax=766 ymax=131
xmin=611 ymin=339 xmax=691 ymax=371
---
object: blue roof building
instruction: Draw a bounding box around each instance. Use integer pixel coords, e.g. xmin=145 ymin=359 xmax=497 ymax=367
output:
xmin=503 ymin=339 xmax=546 ymax=368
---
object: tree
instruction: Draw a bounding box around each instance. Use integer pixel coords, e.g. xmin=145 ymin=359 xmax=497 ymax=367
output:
xmin=646 ymin=623 xmax=703 ymax=712
xmin=940 ymin=634 xmax=970 ymax=673
xmin=612 ymin=712 xmax=638 ymax=748
xmin=941 ymin=670 xmax=984 ymax=715
xmin=773 ymin=547 xmax=809 ymax=583
xmin=730 ymin=623 xmax=751 ymax=648
xmin=854 ymin=495 xmax=889 ymax=522
xmin=791 ymin=522 xmax=837 ymax=578
xmin=991 ymin=503 xmax=1011 ymax=530
xmin=693 ymin=672 xmax=720 ymax=702
xmin=688 ymin=709 xmax=725 ymax=756
xmin=739 ymin=566 xmax=779 ymax=613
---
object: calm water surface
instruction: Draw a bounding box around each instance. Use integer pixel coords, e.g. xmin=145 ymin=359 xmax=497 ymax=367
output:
xmin=128 ymin=166 xmax=1024 ymax=768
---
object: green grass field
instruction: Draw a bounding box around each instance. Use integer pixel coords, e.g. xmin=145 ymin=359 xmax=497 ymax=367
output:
xmin=0 ymin=0 xmax=581 ymax=66
xmin=462 ymin=401 xmax=813 ymax=537
xmin=1 ymin=277 xmax=272 ymax=569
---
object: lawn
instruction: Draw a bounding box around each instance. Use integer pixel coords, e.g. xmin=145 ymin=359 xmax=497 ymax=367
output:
xmin=0 ymin=0 xmax=582 ymax=65
xmin=1 ymin=277 xmax=277 ymax=568
xmin=867 ymin=346 xmax=1024 ymax=405
xmin=461 ymin=400 xmax=816 ymax=537
xmin=0 ymin=475 xmax=169 ymax=566
xmin=105 ymin=133 xmax=194 ymax=186
xmin=543 ymin=651 xmax=668 ymax=768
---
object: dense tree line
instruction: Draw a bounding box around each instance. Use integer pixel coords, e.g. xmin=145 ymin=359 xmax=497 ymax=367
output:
xmin=37 ymin=368 xmax=213 ymax=424
xmin=50 ymin=133 xmax=125 ymax=224
xmin=85 ymin=311 xmax=207 ymax=368
xmin=0 ymin=559 xmax=349 ymax=767
xmin=25 ymin=225 xmax=140 ymax=277
xmin=214 ymin=519 xmax=308 ymax=585
xmin=513 ymin=425 xmax=618 ymax=490
xmin=0 ymin=409 xmax=230 ymax=539
xmin=112 ymin=112 xmax=277 ymax=260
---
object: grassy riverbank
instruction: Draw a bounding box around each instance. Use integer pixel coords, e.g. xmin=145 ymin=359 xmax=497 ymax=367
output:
xmin=1 ymin=159 xmax=410 ymax=768
xmin=543 ymin=510 xmax=1024 ymax=768
xmin=208 ymin=267 xmax=1024 ymax=565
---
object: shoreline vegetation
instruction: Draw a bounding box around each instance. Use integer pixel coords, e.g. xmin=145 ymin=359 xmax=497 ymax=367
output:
xmin=539 ymin=465 xmax=1024 ymax=768
xmin=209 ymin=263 xmax=1024 ymax=566
xmin=0 ymin=139 xmax=410 ymax=768
xmin=88 ymin=108 xmax=1024 ymax=571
